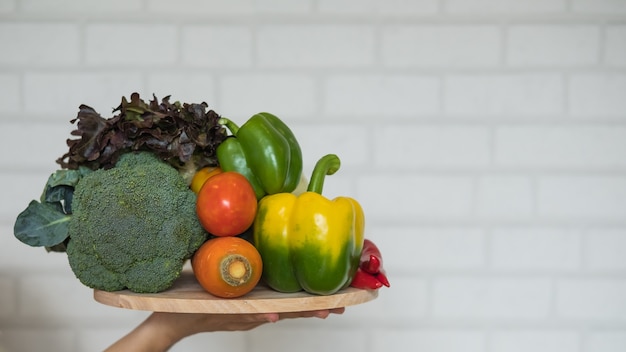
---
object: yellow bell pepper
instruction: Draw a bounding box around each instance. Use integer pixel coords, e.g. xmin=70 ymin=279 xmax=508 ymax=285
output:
xmin=253 ymin=154 xmax=364 ymax=295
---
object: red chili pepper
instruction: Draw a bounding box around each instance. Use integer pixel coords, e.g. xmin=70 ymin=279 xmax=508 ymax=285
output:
xmin=360 ymin=239 xmax=383 ymax=274
xmin=376 ymin=272 xmax=390 ymax=288
xmin=350 ymin=238 xmax=390 ymax=290
xmin=362 ymin=254 xmax=381 ymax=274
xmin=350 ymin=267 xmax=383 ymax=289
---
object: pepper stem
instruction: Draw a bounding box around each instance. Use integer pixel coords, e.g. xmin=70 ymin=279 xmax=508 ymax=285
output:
xmin=307 ymin=154 xmax=341 ymax=194
xmin=218 ymin=117 xmax=240 ymax=135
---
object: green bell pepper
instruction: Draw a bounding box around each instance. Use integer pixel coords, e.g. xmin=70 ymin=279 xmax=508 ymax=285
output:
xmin=253 ymin=154 xmax=364 ymax=295
xmin=217 ymin=113 xmax=303 ymax=199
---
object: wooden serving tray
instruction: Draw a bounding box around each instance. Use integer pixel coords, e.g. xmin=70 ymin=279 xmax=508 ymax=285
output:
xmin=94 ymin=271 xmax=378 ymax=314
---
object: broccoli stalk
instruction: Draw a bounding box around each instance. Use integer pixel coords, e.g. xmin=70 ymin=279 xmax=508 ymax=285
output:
xmin=66 ymin=152 xmax=208 ymax=293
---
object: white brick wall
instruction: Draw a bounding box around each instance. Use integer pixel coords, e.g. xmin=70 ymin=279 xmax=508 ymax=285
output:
xmin=569 ymin=74 xmax=626 ymax=116
xmin=0 ymin=23 xmax=80 ymax=66
xmin=381 ymin=25 xmax=501 ymax=68
xmin=506 ymin=25 xmax=600 ymax=66
xmin=85 ymin=25 xmax=179 ymax=66
xmin=324 ymin=74 xmax=440 ymax=116
xmin=444 ymin=73 xmax=564 ymax=116
xmin=1 ymin=1 xmax=626 ymax=352
xmin=181 ymin=26 xmax=253 ymax=68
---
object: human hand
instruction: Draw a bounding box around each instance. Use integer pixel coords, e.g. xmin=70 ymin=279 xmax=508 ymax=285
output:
xmin=105 ymin=308 xmax=345 ymax=352
xmin=152 ymin=308 xmax=345 ymax=336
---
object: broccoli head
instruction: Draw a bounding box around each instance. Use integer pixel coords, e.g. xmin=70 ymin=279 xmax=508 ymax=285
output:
xmin=66 ymin=151 xmax=208 ymax=293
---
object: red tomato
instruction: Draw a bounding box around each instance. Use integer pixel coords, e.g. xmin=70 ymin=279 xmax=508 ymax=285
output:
xmin=196 ymin=172 xmax=257 ymax=237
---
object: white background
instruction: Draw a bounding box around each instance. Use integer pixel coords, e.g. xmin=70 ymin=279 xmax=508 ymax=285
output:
xmin=1 ymin=0 xmax=626 ymax=351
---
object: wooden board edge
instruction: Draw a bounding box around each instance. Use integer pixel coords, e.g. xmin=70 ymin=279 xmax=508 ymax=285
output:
xmin=94 ymin=286 xmax=378 ymax=314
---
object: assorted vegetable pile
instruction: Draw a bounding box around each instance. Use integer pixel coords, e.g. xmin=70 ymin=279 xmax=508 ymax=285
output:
xmin=13 ymin=93 xmax=390 ymax=298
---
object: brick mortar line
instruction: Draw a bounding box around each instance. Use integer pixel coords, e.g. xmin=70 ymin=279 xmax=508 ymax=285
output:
xmin=367 ymin=218 xmax=626 ymax=228
xmin=4 ymin=114 xmax=626 ymax=124
xmin=2 ymin=67 xmax=625 ymax=77
xmin=1 ymin=12 xmax=626 ymax=23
